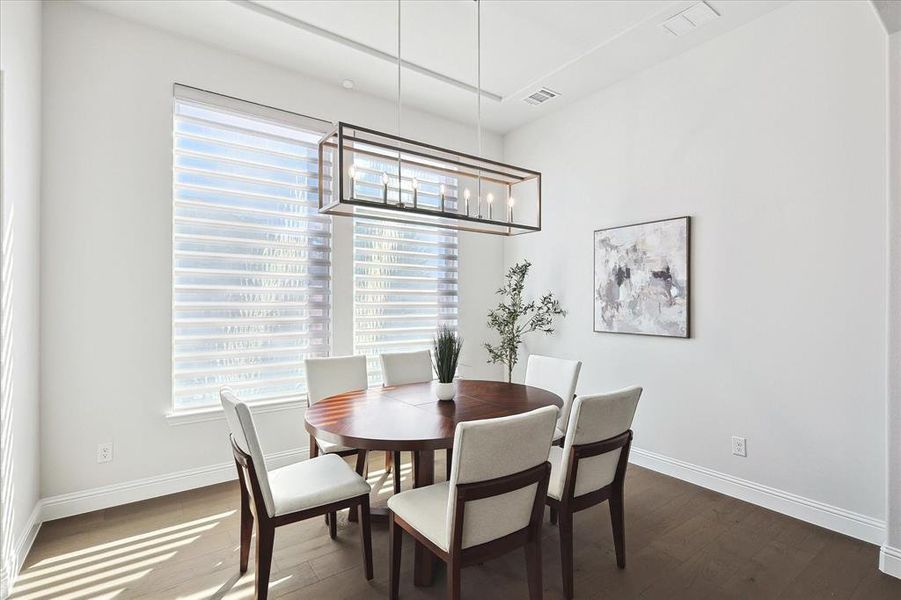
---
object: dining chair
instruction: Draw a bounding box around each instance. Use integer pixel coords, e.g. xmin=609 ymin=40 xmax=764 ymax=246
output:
xmin=387 ymin=405 xmax=558 ymax=600
xmin=380 ymin=349 xmax=440 ymax=492
xmin=545 ymin=386 xmax=642 ymax=600
xmin=524 ymin=354 xmax=582 ymax=445
xmin=220 ymin=388 xmax=373 ymax=600
xmin=305 ymin=355 xmax=369 ymax=469
xmin=305 ymin=355 xmax=370 ymax=526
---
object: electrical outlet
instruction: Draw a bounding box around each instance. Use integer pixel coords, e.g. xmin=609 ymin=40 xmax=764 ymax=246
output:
xmin=97 ymin=442 xmax=113 ymax=463
xmin=731 ymin=436 xmax=747 ymax=457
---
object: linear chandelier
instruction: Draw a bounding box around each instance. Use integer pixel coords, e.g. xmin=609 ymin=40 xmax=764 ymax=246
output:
xmin=317 ymin=0 xmax=541 ymax=235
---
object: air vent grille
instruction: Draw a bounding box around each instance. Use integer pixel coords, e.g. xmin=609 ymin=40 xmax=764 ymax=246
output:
xmin=523 ymin=87 xmax=560 ymax=106
xmin=661 ymin=1 xmax=719 ymax=37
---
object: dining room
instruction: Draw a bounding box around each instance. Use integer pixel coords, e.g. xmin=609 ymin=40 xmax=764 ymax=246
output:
xmin=2 ymin=0 xmax=901 ymax=599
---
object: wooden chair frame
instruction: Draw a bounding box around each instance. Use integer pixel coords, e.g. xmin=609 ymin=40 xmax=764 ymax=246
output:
xmin=233 ymin=436 xmax=373 ymax=600
xmin=389 ymin=461 xmax=551 ymax=600
xmin=547 ymin=430 xmax=633 ymax=599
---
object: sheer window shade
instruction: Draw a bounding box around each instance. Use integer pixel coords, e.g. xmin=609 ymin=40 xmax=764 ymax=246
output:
xmin=172 ymin=86 xmax=333 ymax=410
xmin=351 ymin=152 xmax=459 ymax=385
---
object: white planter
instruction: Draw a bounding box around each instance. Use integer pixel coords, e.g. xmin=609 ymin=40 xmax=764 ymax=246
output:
xmin=436 ymin=381 xmax=456 ymax=401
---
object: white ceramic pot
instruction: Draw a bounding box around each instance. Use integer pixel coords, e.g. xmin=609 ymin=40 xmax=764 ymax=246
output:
xmin=436 ymin=381 xmax=456 ymax=401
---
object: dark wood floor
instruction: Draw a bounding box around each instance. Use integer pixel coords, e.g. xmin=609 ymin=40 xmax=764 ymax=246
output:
xmin=11 ymin=452 xmax=900 ymax=599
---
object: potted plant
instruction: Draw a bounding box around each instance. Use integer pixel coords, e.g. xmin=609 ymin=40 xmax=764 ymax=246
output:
xmin=432 ymin=325 xmax=463 ymax=401
xmin=484 ymin=260 xmax=566 ymax=383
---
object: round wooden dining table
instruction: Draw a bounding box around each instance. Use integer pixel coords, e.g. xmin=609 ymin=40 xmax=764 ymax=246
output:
xmin=304 ymin=379 xmax=563 ymax=587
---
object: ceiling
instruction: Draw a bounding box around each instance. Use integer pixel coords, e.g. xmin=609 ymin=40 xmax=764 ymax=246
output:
xmin=79 ymin=0 xmax=789 ymax=133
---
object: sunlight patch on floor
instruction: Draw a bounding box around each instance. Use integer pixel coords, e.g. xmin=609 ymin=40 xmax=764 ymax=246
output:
xmin=30 ymin=510 xmax=233 ymax=569
xmin=11 ymin=510 xmax=236 ymax=600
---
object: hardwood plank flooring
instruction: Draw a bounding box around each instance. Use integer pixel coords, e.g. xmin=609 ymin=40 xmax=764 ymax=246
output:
xmin=11 ymin=453 xmax=899 ymax=599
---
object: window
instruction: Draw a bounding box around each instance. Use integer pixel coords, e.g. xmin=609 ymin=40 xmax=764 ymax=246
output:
xmin=351 ymin=154 xmax=459 ymax=385
xmin=172 ymin=87 xmax=332 ymax=410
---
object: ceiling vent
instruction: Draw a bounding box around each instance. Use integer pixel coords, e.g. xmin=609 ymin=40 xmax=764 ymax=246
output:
xmin=522 ymin=87 xmax=560 ymax=106
xmin=661 ymin=1 xmax=720 ymax=37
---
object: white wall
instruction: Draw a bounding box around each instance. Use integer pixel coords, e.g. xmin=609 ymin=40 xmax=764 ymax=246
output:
xmin=883 ymin=28 xmax=901 ymax=578
xmin=40 ymin=1 xmax=503 ymax=501
xmin=0 ymin=0 xmax=42 ymax=592
xmin=504 ymin=0 xmax=887 ymax=532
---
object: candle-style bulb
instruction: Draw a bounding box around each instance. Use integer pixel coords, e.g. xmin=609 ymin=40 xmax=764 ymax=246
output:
xmin=440 ymin=184 xmax=446 ymax=195
xmin=463 ymin=188 xmax=471 ymax=216
xmin=508 ymin=197 xmax=515 ymax=207
xmin=382 ymin=172 xmax=389 ymax=185
xmin=349 ymin=165 xmax=356 ymax=180
xmin=412 ymin=178 xmax=418 ymax=190
xmin=487 ymin=193 xmax=494 ymax=204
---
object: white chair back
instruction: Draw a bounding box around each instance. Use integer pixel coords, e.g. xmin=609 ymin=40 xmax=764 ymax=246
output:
xmin=524 ymin=355 xmax=582 ymax=434
xmin=446 ymin=405 xmax=557 ymax=549
xmin=220 ymin=388 xmax=276 ymax=517
xmin=304 ymin=355 xmax=368 ymax=406
xmin=380 ymin=350 xmax=433 ymax=386
xmin=561 ymin=386 xmax=642 ymax=497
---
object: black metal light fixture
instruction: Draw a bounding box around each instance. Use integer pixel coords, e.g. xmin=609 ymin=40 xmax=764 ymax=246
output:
xmin=317 ymin=0 xmax=541 ymax=235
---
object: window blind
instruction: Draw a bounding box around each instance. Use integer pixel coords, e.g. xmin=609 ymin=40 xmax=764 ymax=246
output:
xmin=172 ymin=87 xmax=332 ymax=410
xmin=351 ymin=153 xmax=459 ymax=385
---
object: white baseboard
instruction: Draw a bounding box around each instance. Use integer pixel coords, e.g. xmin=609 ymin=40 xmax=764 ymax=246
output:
xmin=5 ymin=502 xmax=43 ymax=594
xmin=629 ymin=447 xmax=886 ymax=546
xmin=40 ymin=446 xmax=308 ymax=522
xmin=881 ymin=545 xmax=901 ymax=579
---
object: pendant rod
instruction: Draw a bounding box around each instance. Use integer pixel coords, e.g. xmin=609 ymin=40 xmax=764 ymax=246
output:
xmin=397 ymin=0 xmax=402 ymax=136
xmin=476 ymin=0 xmax=481 ymax=156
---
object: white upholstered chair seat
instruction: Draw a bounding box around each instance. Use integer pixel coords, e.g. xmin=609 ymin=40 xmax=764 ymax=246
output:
xmin=314 ymin=437 xmax=354 ymax=454
xmin=269 ymin=454 xmax=371 ymax=517
xmin=387 ymin=481 xmax=452 ymax=551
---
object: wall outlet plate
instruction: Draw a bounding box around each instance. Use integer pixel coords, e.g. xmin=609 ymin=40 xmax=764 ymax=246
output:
xmin=731 ymin=436 xmax=747 ymax=457
xmin=97 ymin=442 xmax=113 ymax=463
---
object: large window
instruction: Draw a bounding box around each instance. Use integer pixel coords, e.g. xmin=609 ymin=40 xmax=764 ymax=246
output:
xmin=172 ymin=87 xmax=332 ymax=410
xmin=351 ymin=154 xmax=459 ymax=385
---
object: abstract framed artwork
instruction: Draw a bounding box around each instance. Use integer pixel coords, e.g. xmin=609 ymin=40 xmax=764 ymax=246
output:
xmin=593 ymin=216 xmax=690 ymax=337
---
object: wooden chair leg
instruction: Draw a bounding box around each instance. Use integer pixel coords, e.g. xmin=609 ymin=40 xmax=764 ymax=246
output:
xmin=445 ymin=450 xmax=452 ymax=481
xmin=239 ymin=485 xmax=253 ymax=573
xmin=559 ymin=509 xmax=574 ymax=600
xmin=447 ymin=559 xmax=461 ymax=600
xmin=328 ymin=511 xmax=337 ymax=539
xmin=389 ymin=512 xmax=403 ymax=600
xmin=525 ymin=537 xmax=543 ymax=600
xmin=309 ymin=435 xmax=319 ymax=459
xmin=610 ymin=487 xmax=626 ymax=569
xmin=349 ymin=451 xmax=367 ymax=523
xmin=393 ymin=451 xmax=402 ymax=494
xmin=550 ymin=505 xmax=558 ymax=525
xmin=358 ymin=496 xmax=374 ymax=580
xmin=255 ymin=523 xmax=275 ymax=600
